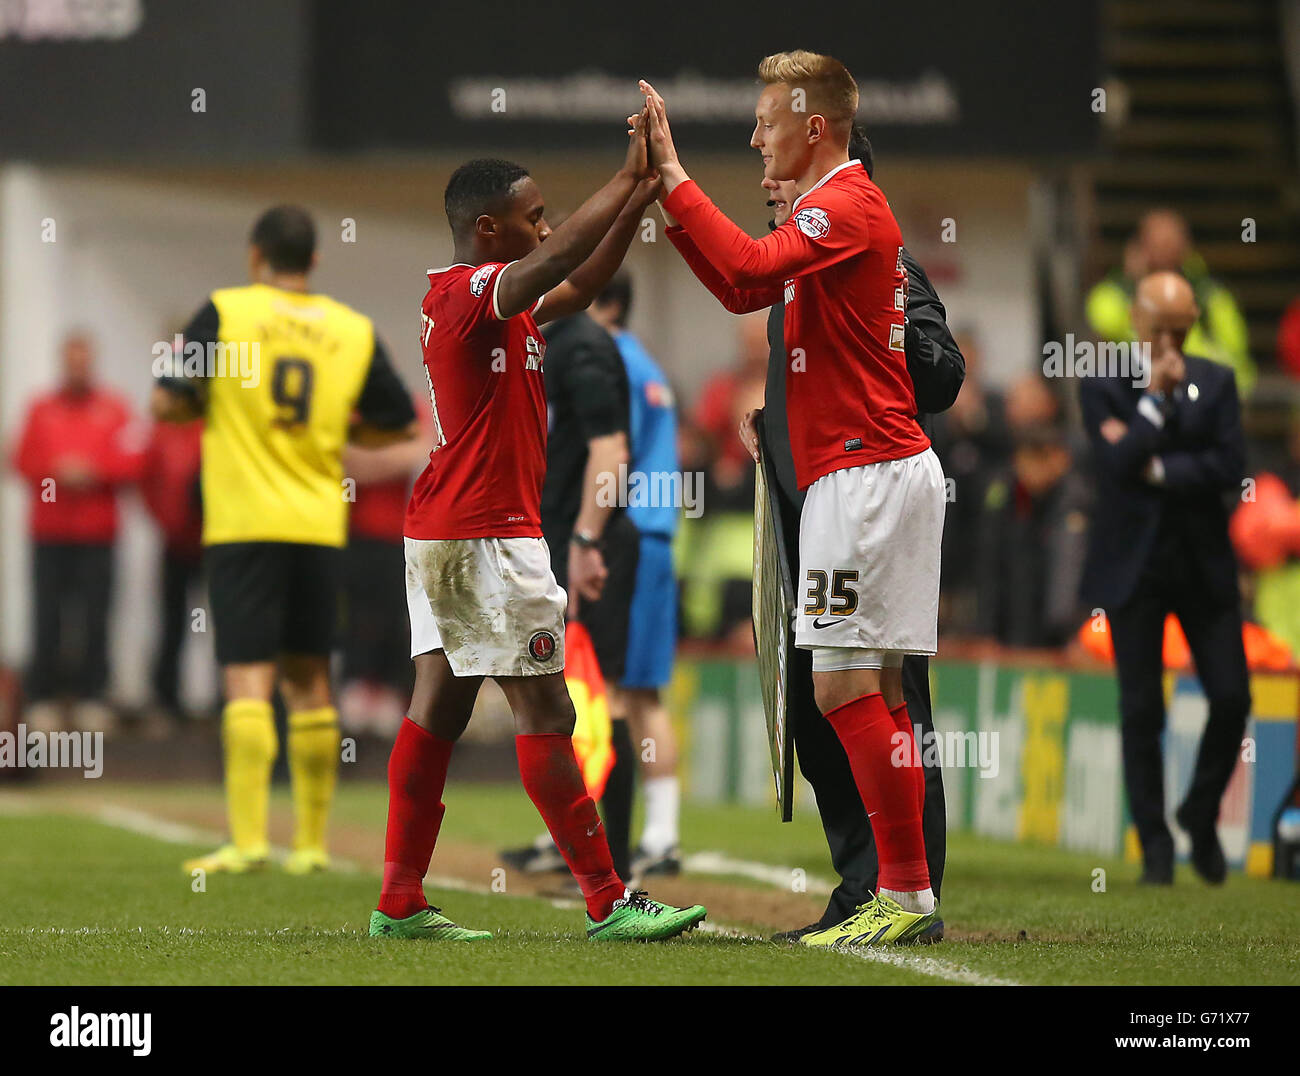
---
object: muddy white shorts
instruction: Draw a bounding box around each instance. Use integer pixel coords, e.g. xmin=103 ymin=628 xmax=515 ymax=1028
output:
xmin=404 ymin=536 xmax=566 ymax=678
xmin=794 ymin=448 xmax=945 ymax=670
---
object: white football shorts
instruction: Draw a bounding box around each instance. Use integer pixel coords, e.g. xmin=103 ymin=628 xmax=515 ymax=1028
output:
xmin=404 ymin=535 xmax=566 ymax=678
xmin=794 ymin=448 xmax=945 ymax=671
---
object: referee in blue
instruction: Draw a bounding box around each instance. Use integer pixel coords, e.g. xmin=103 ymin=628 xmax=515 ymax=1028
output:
xmin=589 ymin=273 xmax=685 ymax=878
xmin=741 ymin=130 xmax=965 ymax=941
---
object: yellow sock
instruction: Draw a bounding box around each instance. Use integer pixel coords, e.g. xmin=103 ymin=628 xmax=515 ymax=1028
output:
xmin=222 ymin=699 xmax=277 ymax=857
xmin=288 ymin=706 xmax=340 ymax=853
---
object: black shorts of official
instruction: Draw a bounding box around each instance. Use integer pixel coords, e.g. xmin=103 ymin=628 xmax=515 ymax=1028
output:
xmin=206 ymin=541 xmax=341 ymax=665
xmin=549 ymin=513 xmax=640 ymax=684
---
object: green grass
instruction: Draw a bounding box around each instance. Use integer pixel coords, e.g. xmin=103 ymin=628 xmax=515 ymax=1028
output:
xmin=1 ymin=782 xmax=1297 ymax=985
xmin=0 ymin=812 xmax=932 ymax=985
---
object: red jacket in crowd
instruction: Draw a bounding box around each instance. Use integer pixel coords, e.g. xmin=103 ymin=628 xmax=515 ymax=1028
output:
xmin=11 ymin=387 xmax=143 ymax=544
xmin=139 ymin=419 xmax=203 ymax=556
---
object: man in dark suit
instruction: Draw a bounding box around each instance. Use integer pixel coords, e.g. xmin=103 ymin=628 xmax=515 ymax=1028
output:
xmin=741 ymin=131 xmax=964 ymax=939
xmin=1080 ymin=270 xmax=1250 ymax=886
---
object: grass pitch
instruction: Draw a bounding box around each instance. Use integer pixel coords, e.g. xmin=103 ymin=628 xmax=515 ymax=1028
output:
xmin=0 ymin=781 xmax=1296 ymax=986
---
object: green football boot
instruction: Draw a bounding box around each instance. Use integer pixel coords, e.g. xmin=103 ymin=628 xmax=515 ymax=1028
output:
xmin=586 ymin=888 xmax=707 ymax=941
xmin=801 ymin=894 xmax=941 ymax=948
xmin=798 ymin=899 xmax=881 ymax=948
xmin=368 ymin=905 xmax=492 ymax=941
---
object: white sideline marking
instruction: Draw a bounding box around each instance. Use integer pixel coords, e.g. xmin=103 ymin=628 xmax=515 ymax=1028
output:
xmin=92 ymin=804 xmax=359 ymax=872
xmin=683 ymin=850 xmax=835 ymax=894
xmin=684 ymin=849 xmax=1021 ymax=985
xmin=690 ymin=918 xmax=1019 ymax=986
xmin=840 ymin=944 xmax=1019 ymax=986
xmin=9 ymin=797 xmax=1019 ymax=986
xmin=697 ymin=920 xmax=760 ymax=939
xmin=97 ymin=804 xmax=220 ymax=847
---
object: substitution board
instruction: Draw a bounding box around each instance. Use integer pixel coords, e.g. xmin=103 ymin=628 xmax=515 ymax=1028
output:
xmin=752 ymin=416 xmax=796 ymax=821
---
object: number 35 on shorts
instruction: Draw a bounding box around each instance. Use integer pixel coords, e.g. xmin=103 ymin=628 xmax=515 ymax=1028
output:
xmin=804 ymin=568 xmax=859 ymax=618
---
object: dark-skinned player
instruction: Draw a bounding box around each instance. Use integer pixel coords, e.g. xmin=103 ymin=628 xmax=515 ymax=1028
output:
xmin=370 ymin=106 xmax=707 ymax=942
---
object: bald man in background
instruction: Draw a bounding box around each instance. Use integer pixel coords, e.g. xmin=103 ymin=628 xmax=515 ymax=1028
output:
xmin=1085 ymin=209 xmax=1254 ymax=395
xmin=1080 ymin=271 xmax=1250 ymax=886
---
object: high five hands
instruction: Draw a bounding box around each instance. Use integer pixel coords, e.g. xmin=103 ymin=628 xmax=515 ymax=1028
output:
xmin=622 ymin=103 xmax=663 ymax=207
xmin=624 ymin=103 xmax=654 ymax=179
xmin=634 ymin=80 xmax=688 ymax=194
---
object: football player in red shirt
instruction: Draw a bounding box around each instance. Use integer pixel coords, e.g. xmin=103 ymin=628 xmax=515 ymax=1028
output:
xmin=371 ymin=108 xmax=707 ymax=943
xmin=643 ymin=53 xmax=944 ymax=946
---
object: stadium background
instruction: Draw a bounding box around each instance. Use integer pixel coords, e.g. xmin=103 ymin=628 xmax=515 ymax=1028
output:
xmin=1 ymin=0 xmax=1299 ymax=912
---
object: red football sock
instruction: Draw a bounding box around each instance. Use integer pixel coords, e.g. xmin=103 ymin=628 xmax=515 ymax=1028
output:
xmin=825 ymin=693 xmax=930 ymax=892
xmin=515 ymin=733 xmax=624 ymax=921
xmin=377 ymin=718 xmax=454 ymax=920
xmin=889 ymin=701 xmax=926 ymax=816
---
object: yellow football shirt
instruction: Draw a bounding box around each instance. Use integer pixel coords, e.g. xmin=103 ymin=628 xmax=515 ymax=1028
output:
xmin=176 ymin=284 xmax=411 ymax=548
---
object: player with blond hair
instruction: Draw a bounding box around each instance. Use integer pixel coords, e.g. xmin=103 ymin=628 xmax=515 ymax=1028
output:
xmin=642 ymin=52 xmax=945 ymax=946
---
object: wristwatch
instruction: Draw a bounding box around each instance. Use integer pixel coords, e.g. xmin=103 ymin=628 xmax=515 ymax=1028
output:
xmin=571 ymin=529 xmax=599 ymax=549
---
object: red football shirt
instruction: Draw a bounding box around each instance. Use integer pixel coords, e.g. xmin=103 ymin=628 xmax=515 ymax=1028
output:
xmin=404 ymin=262 xmax=548 ymax=539
xmin=664 ymin=160 xmax=930 ymax=489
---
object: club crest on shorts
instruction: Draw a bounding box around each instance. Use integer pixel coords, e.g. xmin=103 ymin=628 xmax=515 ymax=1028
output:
xmin=527 ymin=630 xmax=557 ymax=662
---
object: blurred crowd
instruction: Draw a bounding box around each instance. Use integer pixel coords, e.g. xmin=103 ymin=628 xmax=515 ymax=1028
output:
xmin=7 ymin=206 xmax=1299 ymax=736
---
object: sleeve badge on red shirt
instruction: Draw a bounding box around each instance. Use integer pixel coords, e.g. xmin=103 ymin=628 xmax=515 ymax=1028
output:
xmin=469 ymin=264 xmax=497 ymax=297
xmin=793 ymin=207 xmax=830 ymax=239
